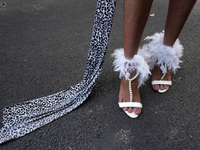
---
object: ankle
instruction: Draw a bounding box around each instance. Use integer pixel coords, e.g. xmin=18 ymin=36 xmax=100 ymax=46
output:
xmin=112 ymin=48 xmax=150 ymax=88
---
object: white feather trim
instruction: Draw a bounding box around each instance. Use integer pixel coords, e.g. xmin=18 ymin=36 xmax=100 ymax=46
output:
xmin=111 ymin=48 xmax=150 ymax=88
xmin=144 ymin=31 xmax=184 ymax=74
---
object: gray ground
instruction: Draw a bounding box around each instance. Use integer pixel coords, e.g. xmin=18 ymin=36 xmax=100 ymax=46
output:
xmin=0 ymin=0 xmax=200 ymax=149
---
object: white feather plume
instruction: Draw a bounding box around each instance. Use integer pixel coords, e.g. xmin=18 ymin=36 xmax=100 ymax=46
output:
xmin=111 ymin=48 xmax=151 ymax=88
xmin=144 ymin=31 xmax=184 ymax=74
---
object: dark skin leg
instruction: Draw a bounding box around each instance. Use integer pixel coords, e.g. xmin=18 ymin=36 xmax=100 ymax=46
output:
xmin=152 ymin=0 xmax=197 ymax=91
xmin=120 ymin=0 xmax=153 ymax=115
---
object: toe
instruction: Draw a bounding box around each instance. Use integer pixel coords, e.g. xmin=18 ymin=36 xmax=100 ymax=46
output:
xmin=124 ymin=107 xmax=128 ymax=111
xmin=128 ymin=107 xmax=133 ymax=113
xmin=160 ymin=85 xmax=164 ymax=90
xmin=164 ymin=85 xmax=169 ymax=89
xmin=119 ymin=99 xmax=127 ymax=111
xmin=153 ymin=85 xmax=159 ymax=91
xmin=133 ymin=107 xmax=141 ymax=115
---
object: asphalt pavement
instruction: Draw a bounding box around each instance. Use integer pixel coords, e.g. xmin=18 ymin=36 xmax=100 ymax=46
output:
xmin=0 ymin=0 xmax=200 ymax=149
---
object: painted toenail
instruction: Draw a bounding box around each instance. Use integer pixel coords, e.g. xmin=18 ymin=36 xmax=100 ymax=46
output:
xmin=135 ymin=109 xmax=140 ymax=114
xmin=154 ymin=86 xmax=158 ymax=90
xmin=128 ymin=110 xmax=132 ymax=113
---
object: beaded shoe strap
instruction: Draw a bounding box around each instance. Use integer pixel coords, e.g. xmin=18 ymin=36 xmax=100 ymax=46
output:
xmin=128 ymin=72 xmax=139 ymax=102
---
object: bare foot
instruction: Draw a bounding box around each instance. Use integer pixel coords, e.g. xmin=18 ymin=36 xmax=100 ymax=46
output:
xmin=118 ymin=72 xmax=141 ymax=115
xmin=152 ymin=65 xmax=171 ymax=91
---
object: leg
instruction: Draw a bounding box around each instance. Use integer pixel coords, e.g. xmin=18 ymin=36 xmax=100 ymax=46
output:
xmin=123 ymin=0 xmax=153 ymax=58
xmin=164 ymin=0 xmax=197 ymax=46
xmin=152 ymin=0 xmax=197 ymax=91
xmin=120 ymin=0 xmax=153 ymax=115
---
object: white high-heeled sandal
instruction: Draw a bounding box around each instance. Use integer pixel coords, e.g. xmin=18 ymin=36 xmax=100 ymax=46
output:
xmin=118 ymin=72 xmax=142 ymax=118
xmin=151 ymin=64 xmax=172 ymax=93
xmin=112 ymin=48 xmax=150 ymax=118
xmin=143 ymin=31 xmax=184 ymax=94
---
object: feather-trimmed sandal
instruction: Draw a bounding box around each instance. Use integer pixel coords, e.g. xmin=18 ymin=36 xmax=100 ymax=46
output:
xmin=151 ymin=64 xmax=172 ymax=93
xmin=112 ymin=48 xmax=150 ymax=118
xmin=144 ymin=31 xmax=184 ymax=93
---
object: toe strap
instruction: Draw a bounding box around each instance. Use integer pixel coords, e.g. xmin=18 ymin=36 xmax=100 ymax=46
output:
xmin=152 ymin=80 xmax=172 ymax=86
xmin=118 ymin=102 xmax=142 ymax=108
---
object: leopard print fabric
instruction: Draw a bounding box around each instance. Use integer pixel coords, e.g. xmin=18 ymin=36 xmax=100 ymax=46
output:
xmin=0 ymin=0 xmax=117 ymax=144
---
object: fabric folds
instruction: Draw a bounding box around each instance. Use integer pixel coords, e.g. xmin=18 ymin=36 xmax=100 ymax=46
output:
xmin=0 ymin=0 xmax=117 ymax=144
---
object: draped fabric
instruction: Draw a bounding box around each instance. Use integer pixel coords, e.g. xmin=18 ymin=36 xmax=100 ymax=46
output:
xmin=0 ymin=0 xmax=117 ymax=144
